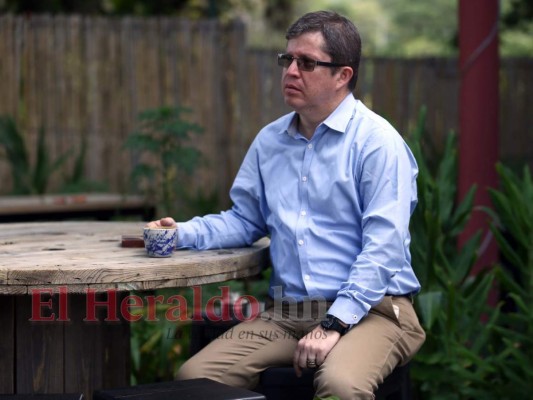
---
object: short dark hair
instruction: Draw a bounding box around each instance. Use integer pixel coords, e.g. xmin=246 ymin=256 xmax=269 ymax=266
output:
xmin=286 ymin=11 xmax=361 ymax=91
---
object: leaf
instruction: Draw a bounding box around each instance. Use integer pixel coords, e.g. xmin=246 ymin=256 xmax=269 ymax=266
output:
xmin=416 ymin=291 xmax=443 ymax=330
xmin=33 ymin=125 xmax=49 ymax=194
xmin=140 ymin=328 xmax=163 ymax=353
xmin=68 ymin=136 xmax=88 ymax=184
xmin=131 ymin=164 xmax=156 ymax=182
xmin=124 ymin=133 xmax=162 ymax=153
xmin=449 ymin=185 xmax=476 ymax=236
xmin=33 ymin=125 xmax=71 ymax=194
xmin=0 ymin=115 xmax=31 ymax=193
xmin=491 ymin=225 xmax=525 ymax=271
xmin=435 ymin=133 xmax=457 ymax=223
xmin=450 ymin=232 xmax=480 ymax=284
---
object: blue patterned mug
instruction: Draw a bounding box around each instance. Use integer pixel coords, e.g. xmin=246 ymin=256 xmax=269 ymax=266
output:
xmin=143 ymin=227 xmax=177 ymax=257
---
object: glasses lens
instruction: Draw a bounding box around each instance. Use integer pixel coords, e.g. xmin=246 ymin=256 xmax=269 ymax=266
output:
xmin=299 ymin=57 xmax=316 ymax=72
xmin=277 ymin=54 xmax=317 ymax=72
xmin=278 ymin=54 xmax=293 ymax=68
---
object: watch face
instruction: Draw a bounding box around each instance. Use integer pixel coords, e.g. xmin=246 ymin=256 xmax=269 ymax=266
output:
xmin=321 ymin=316 xmax=335 ymax=329
xmin=321 ymin=316 xmax=347 ymax=335
xmin=323 ymin=318 xmax=334 ymax=329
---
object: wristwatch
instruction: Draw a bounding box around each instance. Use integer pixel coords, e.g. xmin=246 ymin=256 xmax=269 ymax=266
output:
xmin=320 ymin=314 xmax=349 ymax=336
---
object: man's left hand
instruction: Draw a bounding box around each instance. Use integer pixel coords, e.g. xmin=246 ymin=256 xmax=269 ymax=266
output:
xmin=293 ymin=325 xmax=341 ymax=377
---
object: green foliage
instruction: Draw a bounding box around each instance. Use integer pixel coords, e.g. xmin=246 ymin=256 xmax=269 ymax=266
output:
xmin=298 ymin=0 xmax=533 ymax=56
xmin=406 ymin=107 xmax=502 ymax=399
xmin=0 ymin=115 xmax=107 ymax=195
xmin=59 ymin=135 xmax=108 ymax=193
xmin=502 ymin=0 xmax=533 ymax=29
xmin=124 ymin=106 xmax=203 ymax=218
xmin=0 ymin=115 xmax=70 ymax=194
xmin=181 ymin=187 xmax=220 ymax=219
xmin=130 ymin=277 xmax=270 ymax=384
xmin=0 ymin=0 xmax=254 ymax=19
xmin=483 ymin=163 xmax=533 ymax=397
xmin=299 ymin=0 xmax=457 ymax=56
xmin=407 ymin=109 xmax=533 ymax=399
xmin=407 ymin=107 xmax=480 ymax=291
xmin=129 ymin=291 xmax=192 ymax=385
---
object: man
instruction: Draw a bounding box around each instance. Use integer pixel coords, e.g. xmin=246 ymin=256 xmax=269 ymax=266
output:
xmin=148 ymin=10 xmax=425 ymax=399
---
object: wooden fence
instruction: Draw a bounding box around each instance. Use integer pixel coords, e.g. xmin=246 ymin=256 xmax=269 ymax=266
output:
xmin=0 ymin=15 xmax=532 ymax=207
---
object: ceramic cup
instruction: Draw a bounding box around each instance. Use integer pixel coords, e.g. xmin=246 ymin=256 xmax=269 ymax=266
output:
xmin=143 ymin=226 xmax=177 ymax=257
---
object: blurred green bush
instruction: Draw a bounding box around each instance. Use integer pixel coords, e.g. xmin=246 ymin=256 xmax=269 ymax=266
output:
xmin=408 ymin=107 xmax=533 ymax=399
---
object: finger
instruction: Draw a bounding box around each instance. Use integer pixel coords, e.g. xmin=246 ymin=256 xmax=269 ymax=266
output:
xmin=315 ymin=342 xmax=327 ymax=366
xmin=145 ymin=220 xmax=162 ymax=228
xmin=306 ymin=353 xmax=318 ymax=369
xmin=298 ymin=347 xmax=311 ymax=370
xmin=293 ymin=363 xmax=302 ymax=378
xmin=293 ymin=349 xmax=303 ymax=378
xmin=316 ymin=350 xmax=326 ymax=366
xmin=161 ymin=217 xmax=177 ymax=227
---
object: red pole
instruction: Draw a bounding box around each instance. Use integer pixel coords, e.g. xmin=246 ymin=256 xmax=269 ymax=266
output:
xmin=458 ymin=0 xmax=499 ymax=273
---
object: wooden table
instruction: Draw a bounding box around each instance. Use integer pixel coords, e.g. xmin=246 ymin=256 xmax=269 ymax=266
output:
xmin=0 ymin=221 xmax=270 ymax=398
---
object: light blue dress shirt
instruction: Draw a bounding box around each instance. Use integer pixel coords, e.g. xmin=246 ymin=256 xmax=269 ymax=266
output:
xmin=178 ymin=93 xmax=421 ymax=325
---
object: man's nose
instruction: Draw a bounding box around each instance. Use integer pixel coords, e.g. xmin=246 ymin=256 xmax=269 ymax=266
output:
xmin=285 ymin=59 xmax=300 ymax=74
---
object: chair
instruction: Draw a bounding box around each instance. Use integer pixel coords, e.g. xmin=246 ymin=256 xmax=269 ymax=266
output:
xmin=190 ymin=317 xmax=412 ymax=400
xmin=255 ymin=365 xmax=411 ymax=400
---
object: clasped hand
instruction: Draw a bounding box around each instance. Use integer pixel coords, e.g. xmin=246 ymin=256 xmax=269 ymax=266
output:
xmin=293 ymin=325 xmax=341 ymax=377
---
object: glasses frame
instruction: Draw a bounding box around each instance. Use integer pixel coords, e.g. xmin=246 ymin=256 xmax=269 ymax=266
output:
xmin=277 ymin=53 xmax=347 ymax=72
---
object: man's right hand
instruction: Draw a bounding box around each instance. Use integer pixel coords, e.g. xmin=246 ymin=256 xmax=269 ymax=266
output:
xmin=145 ymin=217 xmax=177 ymax=229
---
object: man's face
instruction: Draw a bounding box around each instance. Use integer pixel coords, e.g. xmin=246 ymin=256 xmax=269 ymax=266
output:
xmin=281 ymin=32 xmax=343 ymax=117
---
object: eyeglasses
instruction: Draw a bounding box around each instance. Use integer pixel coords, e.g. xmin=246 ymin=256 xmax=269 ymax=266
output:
xmin=277 ymin=53 xmax=347 ymax=72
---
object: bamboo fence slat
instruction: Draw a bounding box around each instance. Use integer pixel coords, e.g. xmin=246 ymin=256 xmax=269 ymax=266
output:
xmin=0 ymin=15 xmax=531 ymax=204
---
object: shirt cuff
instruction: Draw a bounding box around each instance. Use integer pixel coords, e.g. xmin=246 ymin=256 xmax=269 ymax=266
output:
xmin=327 ymin=295 xmax=371 ymax=326
xmin=176 ymin=222 xmax=197 ymax=248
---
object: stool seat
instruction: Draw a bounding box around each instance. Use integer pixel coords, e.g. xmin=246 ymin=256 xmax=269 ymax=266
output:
xmin=93 ymin=378 xmax=265 ymax=400
xmin=255 ymin=365 xmax=410 ymax=400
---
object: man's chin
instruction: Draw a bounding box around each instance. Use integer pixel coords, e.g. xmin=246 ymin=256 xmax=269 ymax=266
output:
xmin=283 ymin=96 xmax=304 ymax=111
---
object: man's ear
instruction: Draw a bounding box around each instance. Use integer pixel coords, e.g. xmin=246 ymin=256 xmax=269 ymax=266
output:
xmin=337 ymin=66 xmax=354 ymax=88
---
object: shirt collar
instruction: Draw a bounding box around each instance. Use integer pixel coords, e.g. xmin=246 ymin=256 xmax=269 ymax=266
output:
xmin=322 ymin=93 xmax=357 ymax=133
xmin=285 ymin=113 xmax=299 ymax=137
xmin=283 ymin=93 xmax=356 ymax=138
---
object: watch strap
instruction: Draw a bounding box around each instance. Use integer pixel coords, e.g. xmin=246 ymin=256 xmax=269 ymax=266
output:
xmin=321 ymin=314 xmax=349 ymax=335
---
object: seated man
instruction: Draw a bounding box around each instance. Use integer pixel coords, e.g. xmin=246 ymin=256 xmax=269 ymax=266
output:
xmin=148 ymin=10 xmax=425 ymax=400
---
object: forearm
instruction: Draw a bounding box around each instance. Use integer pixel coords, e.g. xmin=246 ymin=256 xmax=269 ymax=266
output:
xmin=177 ymin=208 xmax=267 ymax=250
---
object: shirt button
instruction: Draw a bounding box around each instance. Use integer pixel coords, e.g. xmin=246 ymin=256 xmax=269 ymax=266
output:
xmin=352 ymin=314 xmax=358 ymax=321
xmin=304 ymin=274 xmax=310 ymax=281
xmin=307 ymin=143 xmax=313 ymax=149
xmin=298 ymin=239 xmax=304 ymax=246
xmin=300 ymin=210 xmax=307 ymax=216
xmin=302 ymin=176 xmax=308 ymax=182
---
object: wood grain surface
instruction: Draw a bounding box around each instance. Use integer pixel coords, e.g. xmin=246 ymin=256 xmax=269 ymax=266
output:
xmin=0 ymin=221 xmax=270 ymax=293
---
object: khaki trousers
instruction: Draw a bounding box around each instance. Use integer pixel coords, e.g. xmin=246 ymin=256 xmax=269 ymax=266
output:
xmin=176 ymin=296 xmax=425 ymax=400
